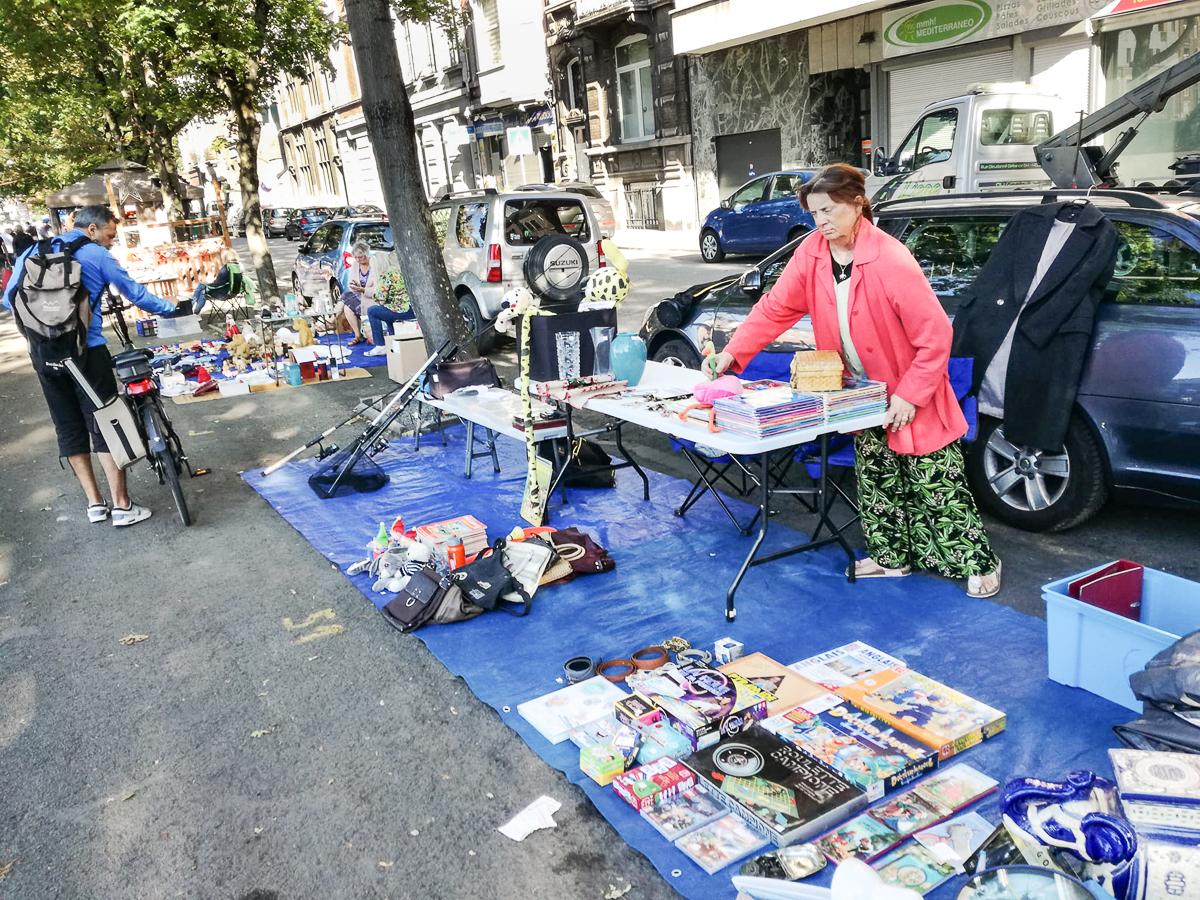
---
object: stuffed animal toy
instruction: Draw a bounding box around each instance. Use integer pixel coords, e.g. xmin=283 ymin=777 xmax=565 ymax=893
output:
xmin=293 ymin=317 xmax=315 ymax=347
xmin=495 ymin=285 xmax=539 ymax=336
xmin=227 ymin=332 xmax=252 ymax=363
xmin=599 ymin=238 xmax=629 ymax=276
xmin=678 ymin=375 xmax=742 ymax=432
xmin=584 ymin=267 xmax=630 ymax=304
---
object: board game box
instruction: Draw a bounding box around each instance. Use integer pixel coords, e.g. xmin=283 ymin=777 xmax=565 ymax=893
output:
xmin=674 ymin=812 xmax=770 ymax=874
xmin=761 ymin=702 xmax=938 ymax=800
xmin=612 ymin=757 xmax=695 ymax=812
xmin=517 ymin=676 xmax=628 ymax=745
xmin=641 ymin=785 xmax=727 ymax=840
xmin=638 ymin=663 xmax=772 ymax=751
xmin=719 ymin=652 xmax=842 ymax=718
xmin=1110 ymin=748 xmax=1200 ymax=835
xmin=683 ymin=725 xmax=867 ymax=846
xmin=789 ymin=642 xmax=907 ymax=691
xmin=815 ymin=763 xmax=999 ymax=864
xmin=836 ymin=669 xmax=1005 ymax=760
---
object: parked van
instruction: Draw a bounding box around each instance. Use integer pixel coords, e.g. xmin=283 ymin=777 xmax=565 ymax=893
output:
xmin=868 ymin=85 xmax=1075 ymax=202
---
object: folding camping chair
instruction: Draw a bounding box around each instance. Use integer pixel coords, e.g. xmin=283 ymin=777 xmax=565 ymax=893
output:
xmin=199 ymin=261 xmax=256 ymax=324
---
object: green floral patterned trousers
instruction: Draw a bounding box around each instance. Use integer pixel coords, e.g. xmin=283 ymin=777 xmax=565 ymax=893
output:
xmin=854 ymin=427 xmax=998 ymax=579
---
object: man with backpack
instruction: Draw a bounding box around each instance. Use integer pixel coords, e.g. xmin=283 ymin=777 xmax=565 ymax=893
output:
xmin=2 ymin=205 xmax=178 ymax=526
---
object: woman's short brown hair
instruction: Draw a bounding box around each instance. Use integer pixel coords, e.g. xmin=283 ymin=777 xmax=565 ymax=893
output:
xmin=799 ymin=163 xmax=873 ymax=223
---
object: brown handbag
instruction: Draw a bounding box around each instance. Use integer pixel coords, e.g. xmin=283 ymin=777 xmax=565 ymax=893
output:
xmin=428 ymin=357 xmax=500 ymax=399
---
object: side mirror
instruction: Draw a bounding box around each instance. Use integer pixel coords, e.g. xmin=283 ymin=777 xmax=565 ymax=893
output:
xmin=740 ymin=270 xmax=763 ymax=297
xmin=872 ymin=146 xmax=888 ymax=177
xmin=720 ymin=199 xmax=731 ymax=210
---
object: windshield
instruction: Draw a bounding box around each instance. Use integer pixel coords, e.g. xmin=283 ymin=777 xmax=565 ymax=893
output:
xmin=503 ymin=199 xmax=590 ymax=245
xmin=353 ymin=223 xmax=393 ymax=248
xmin=979 ymin=109 xmax=1054 ymax=146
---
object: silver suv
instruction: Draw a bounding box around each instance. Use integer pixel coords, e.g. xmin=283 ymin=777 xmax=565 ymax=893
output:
xmin=431 ymin=188 xmax=603 ymax=352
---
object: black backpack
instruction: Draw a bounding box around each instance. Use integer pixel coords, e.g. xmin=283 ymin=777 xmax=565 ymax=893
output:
xmin=11 ymin=236 xmax=92 ymax=357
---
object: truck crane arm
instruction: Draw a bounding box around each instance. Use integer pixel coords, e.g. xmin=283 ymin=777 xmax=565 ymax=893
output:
xmin=1035 ymin=50 xmax=1200 ymax=189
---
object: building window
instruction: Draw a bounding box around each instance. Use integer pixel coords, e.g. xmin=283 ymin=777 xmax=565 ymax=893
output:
xmin=315 ymin=135 xmax=335 ymax=196
xmin=566 ymin=58 xmax=584 ymax=112
xmin=615 ymin=35 xmax=654 ymax=141
xmin=478 ymin=0 xmax=501 ymax=67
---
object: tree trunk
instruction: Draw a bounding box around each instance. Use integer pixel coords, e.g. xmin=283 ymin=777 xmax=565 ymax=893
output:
xmin=345 ymin=0 xmax=472 ymax=356
xmin=229 ymin=90 xmax=281 ymax=303
xmin=146 ymin=134 xmax=184 ymax=220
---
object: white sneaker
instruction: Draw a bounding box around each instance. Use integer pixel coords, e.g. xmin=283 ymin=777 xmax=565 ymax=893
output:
xmin=363 ymin=345 xmax=388 ymax=357
xmin=87 ymin=503 xmax=110 ymax=524
xmin=112 ymin=503 xmax=153 ymax=527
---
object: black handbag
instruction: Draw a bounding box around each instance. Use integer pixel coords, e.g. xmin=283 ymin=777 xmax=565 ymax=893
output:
xmin=455 ymin=548 xmax=532 ymax=616
xmin=381 ymin=565 xmax=483 ymax=632
xmin=427 ymin=357 xmax=500 ymax=399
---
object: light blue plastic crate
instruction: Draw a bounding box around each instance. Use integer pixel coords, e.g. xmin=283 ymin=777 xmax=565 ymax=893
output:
xmin=1043 ymin=563 xmax=1200 ymax=712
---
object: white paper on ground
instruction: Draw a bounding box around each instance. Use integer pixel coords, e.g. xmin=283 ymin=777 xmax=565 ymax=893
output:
xmin=498 ymin=795 xmax=561 ymax=841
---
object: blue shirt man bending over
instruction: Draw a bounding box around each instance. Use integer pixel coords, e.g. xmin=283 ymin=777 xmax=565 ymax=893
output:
xmin=2 ymin=205 xmax=177 ymax=526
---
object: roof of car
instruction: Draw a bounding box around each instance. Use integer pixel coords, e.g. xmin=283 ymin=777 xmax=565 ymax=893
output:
xmin=874 ymin=188 xmax=1200 ymax=218
xmin=433 ymin=189 xmax=596 ymax=205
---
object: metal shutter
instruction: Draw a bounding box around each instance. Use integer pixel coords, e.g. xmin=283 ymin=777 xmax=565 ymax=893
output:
xmin=1032 ymin=36 xmax=1093 ymax=121
xmin=888 ymin=50 xmax=1014 ymax=148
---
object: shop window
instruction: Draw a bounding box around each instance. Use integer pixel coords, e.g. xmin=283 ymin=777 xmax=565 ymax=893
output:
xmin=895 ymin=109 xmax=959 ymax=174
xmin=1102 ymin=16 xmax=1200 ymax=182
xmin=899 ymin=215 xmax=1010 ymax=314
xmin=455 ymin=202 xmax=488 ymax=248
xmin=979 ymin=109 xmax=1054 ymax=146
xmin=615 ymin=35 xmax=654 ymax=141
xmin=1109 ymin=222 xmax=1200 ymax=307
xmin=430 ymin=206 xmax=451 ymax=249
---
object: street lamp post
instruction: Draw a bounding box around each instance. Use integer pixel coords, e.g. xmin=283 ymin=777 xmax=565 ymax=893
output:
xmin=332 ymin=155 xmax=351 ymax=209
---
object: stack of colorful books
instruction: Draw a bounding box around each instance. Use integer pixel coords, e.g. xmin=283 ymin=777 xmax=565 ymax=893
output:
xmin=711 ymin=380 xmax=824 ymax=438
xmin=822 ymin=379 xmax=889 ymax=425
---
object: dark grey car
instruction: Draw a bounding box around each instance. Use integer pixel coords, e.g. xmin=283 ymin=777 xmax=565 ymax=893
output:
xmin=639 ymin=190 xmax=1200 ymax=532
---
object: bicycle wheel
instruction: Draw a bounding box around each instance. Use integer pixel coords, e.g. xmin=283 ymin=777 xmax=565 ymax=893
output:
xmin=142 ymin=399 xmax=192 ymax=527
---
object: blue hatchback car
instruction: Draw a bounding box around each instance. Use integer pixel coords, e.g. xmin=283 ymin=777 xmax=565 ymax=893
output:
xmin=290 ymin=216 xmax=393 ymax=307
xmin=699 ymin=170 xmax=817 ymax=263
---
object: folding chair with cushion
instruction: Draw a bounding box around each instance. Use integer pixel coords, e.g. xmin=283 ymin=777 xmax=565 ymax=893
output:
xmin=199 ymin=261 xmax=256 ymax=324
xmin=792 ymin=434 xmax=859 ymax=535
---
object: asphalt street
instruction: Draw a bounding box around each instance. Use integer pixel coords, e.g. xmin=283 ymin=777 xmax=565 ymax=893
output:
xmin=1 ymin=238 xmax=1197 ymax=899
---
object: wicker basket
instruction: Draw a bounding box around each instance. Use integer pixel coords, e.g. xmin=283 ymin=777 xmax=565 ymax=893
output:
xmin=790 ymin=350 xmax=844 ymax=392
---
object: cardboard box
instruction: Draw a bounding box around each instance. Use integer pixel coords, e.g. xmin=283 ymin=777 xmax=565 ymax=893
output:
xmin=612 ymin=758 xmax=695 ymax=812
xmin=218 ymin=379 xmax=251 ymax=397
xmin=387 ymin=334 xmax=427 ymax=384
xmin=640 ymin=664 xmax=771 ymax=752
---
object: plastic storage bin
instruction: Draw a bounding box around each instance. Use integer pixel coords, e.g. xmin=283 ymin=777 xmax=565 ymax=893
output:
xmin=1043 ymin=563 xmax=1200 ymax=712
xmin=156 ymin=314 xmax=202 ymax=339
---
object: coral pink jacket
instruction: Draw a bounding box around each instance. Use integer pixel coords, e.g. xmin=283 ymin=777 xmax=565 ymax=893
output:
xmin=724 ymin=219 xmax=967 ymax=456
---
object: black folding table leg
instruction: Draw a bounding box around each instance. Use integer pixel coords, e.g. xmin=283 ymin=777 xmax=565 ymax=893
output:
xmin=614 ymin=424 xmax=650 ymax=501
xmin=726 ymin=451 xmax=772 ymax=621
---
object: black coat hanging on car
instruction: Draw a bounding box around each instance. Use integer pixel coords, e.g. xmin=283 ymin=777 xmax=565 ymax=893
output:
xmin=951 ymin=200 xmax=1120 ymax=452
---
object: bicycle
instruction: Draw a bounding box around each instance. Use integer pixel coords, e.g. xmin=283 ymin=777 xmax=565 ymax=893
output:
xmin=53 ymin=294 xmax=202 ymax=526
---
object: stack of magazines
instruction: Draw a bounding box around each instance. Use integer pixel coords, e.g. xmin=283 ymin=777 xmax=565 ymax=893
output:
xmin=414 ymin=515 xmax=489 ymax=557
xmin=711 ymin=380 xmax=824 ymax=437
xmin=822 ymin=379 xmax=889 ymax=425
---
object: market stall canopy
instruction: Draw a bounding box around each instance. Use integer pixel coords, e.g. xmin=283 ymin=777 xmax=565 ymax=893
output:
xmin=44 ymin=159 xmax=203 ymax=208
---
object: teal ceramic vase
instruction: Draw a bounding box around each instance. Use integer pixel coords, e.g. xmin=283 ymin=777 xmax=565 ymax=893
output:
xmin=611 ymin=332 xmax=647 ymax=386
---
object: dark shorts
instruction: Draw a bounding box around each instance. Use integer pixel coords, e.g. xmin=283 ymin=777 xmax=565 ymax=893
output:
xmin=339 ymin=290 xmax=363 ymax=315
xmin=30 ymin=343 xmax=117 ymax=456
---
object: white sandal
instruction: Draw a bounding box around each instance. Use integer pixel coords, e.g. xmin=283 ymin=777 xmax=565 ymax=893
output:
xmin=848 ymin=557 xmax=912 ymax=579
xmin=967 ymin=559 xmax=1003 ymax=598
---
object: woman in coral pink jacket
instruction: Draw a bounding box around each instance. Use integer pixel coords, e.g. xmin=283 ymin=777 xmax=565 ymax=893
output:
xmin=710 ymin=165 xmax=1000 ymax=598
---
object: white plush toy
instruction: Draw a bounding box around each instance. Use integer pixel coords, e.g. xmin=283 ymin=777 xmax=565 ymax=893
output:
xmin=584 ymin=267 xmax=630 ymax=304
xmin=496 ymin=285 xmax=539 ymax=336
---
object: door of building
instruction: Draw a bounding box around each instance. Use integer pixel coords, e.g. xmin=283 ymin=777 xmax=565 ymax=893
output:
xmin=715 ymin=128 xmax=782 ymax=201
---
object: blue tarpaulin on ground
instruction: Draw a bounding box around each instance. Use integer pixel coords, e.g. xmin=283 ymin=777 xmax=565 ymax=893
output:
xmin=243 ymin=425 xmax=1128 ymax=899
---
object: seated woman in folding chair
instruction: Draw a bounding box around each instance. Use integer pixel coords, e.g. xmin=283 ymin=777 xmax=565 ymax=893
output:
xmin=191 ymin=249 xmax=241 ymax=318
xmin=362 ymin=267 xmax=415 ymax=357
xmin=335 ymin=240 xmax=376 ymax=345
xmin=708 ymin=164 xmax=1001 ymax=599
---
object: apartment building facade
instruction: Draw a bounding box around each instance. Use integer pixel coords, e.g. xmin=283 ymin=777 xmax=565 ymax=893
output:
xmin=671 ymin=0 xmax=1200 ymax=214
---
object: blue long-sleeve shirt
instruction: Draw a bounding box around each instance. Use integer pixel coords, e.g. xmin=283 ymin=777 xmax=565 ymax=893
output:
xmin=1 ymin=229 xmax=176 ymax=347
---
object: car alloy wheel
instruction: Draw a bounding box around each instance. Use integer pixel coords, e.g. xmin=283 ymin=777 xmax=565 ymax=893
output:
xmin=700 ymin=231 xmax=724 ymax=263
xmin=982 ymin=427 xmax=1070 ymax=513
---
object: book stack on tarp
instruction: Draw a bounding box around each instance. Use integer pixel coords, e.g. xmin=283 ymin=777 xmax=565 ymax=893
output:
xmin=413 ymin=514 xmax=489 ymax=557
xmin=821 ymin=378 xmax=889 ymax=425
xmin=712 ymin=380 xmax=824 ymax=438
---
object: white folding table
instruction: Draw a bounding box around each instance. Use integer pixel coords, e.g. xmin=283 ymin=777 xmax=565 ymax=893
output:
xmin=585 ymin=362 xmax=887 ymax=620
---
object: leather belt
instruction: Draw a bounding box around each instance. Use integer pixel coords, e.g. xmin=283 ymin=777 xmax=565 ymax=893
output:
xmin=563 ymin=655 xmax=596 ymax=684
xmin=597 ymin=659 xmax=636 ymax=683
xmin=630 ymin=646 xmax=668 ymax=670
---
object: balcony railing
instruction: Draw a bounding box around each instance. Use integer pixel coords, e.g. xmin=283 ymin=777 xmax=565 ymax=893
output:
xmin=576 ymin=0 xmax=650 ymax=24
